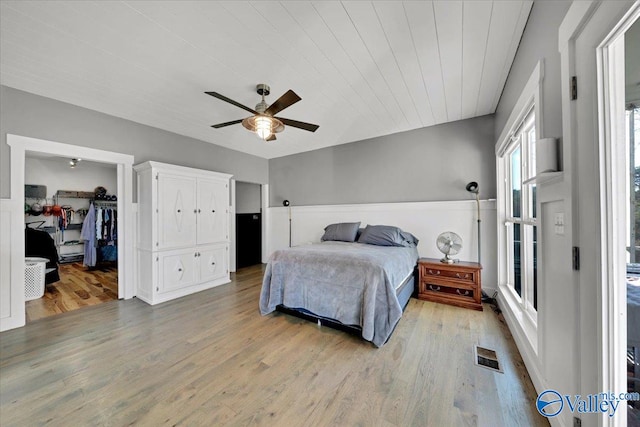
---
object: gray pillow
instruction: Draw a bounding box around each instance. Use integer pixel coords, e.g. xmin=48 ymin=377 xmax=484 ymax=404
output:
xmin=358 ymin=225 xmax=418 ymax=247
xmin=400 ymin=231 xmax=419 ymax=246
xmin=321 ymin=222 xmax=361 ymax=242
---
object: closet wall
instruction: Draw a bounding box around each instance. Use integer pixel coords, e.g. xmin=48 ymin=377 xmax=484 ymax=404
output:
xmin=25 ymin=157 xmax=117 ymax=202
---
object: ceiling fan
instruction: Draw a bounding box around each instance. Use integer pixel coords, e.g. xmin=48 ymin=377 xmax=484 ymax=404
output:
xmin=206 ymin=84 xmax=319 ymax=141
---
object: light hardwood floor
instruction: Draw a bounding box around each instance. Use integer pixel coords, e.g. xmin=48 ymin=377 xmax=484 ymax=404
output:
xmin=1 ymin=264 xmax=548 ymax=426
xmin=25 ymin=262 xmax=118 ymax=322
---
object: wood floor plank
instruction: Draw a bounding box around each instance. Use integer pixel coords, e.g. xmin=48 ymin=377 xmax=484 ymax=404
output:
xmin=1 ymin=264 xmax=548 ymax=426
xmin=25 ymin=262 xmax=118 ymax=322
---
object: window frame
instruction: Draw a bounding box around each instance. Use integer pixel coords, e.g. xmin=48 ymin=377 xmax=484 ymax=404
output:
xmin=495 ymin=60 xmax=544 ymax=356
xmin=503 ymin=109 xmax=538 ymax=323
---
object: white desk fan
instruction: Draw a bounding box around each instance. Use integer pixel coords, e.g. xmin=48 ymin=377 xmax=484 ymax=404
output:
xmin=436 ymin=231 xmax=462 ymax=264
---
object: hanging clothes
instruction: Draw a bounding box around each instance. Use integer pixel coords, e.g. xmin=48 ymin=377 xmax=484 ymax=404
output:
xmin=87 ymin=203 xmax=118 ymax=263
xmin=80 ymin=203 xmax=97 ymax=267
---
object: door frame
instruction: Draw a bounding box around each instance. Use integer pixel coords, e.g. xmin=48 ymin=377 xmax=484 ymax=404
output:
xmin=229 ymin=179 xmax=269 ymax=272
xmin=596 ymin=5 xmax=638 ymax=427
xmin=560 ymin=2 xmax=639 ymax=426
xmin=6 ymin=134 xmax=135 ymax=330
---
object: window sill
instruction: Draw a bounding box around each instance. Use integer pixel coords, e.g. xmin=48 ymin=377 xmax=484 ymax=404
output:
xmin=523 ymin=171 xmax=563 ymax=185
xmin=499 ymin=284 xmax=538 ymax=355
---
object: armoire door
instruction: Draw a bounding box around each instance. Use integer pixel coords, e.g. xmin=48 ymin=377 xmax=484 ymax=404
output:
xmin=197 ymin=178 xmax=228 ymax=244
xmin=158 ymin=248 xmax=198 ymax=293
xmin=198 ymin=244 xmax=228 ymax=283
xmin=158 ymin=174 xmax=197 ymax=249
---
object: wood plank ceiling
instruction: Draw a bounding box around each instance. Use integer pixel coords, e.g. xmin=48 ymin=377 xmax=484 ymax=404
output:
xmin=0 ymin=1 xmax=532 ymax=159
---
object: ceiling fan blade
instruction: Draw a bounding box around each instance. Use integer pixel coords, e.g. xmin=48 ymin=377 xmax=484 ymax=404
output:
xmin=266 ymin=134 xmax=277 ymax=141
xmin=205 ymin=92 xmax=258 ymax=115
xmin=277 ymin=117 xmax=319 ymax=133
xmin=265 ymin=90 xmax=301 ymax=116
xmin=211 ymin=119 xmax=244 ymax=129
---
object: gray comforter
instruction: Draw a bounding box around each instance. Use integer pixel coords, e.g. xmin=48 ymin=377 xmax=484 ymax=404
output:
xmin=260 ymin=241 xmax=419 ymax=347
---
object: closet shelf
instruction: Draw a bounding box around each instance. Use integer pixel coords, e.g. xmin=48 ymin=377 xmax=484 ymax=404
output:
xmin=59 ymin=241 xmax=84 ymax=247
xmin=56 ymin=190 xmax=94 ymax=199
xmin=63 ymin=223 xmax=83 ymax=231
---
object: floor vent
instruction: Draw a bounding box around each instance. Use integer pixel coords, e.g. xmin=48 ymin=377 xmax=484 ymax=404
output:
xmin=474 ymin=345 xmax=503 ymax=373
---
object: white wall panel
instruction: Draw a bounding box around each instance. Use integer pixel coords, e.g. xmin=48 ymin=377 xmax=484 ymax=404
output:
xmin=267 ymin=199 xmax=497 ymax=293
xmin=0 ymin=199 xmax=25 ymax=331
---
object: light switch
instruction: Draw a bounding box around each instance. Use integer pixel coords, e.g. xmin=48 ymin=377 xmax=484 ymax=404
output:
xmin=554 ymin=213 xmax=565 ymax=235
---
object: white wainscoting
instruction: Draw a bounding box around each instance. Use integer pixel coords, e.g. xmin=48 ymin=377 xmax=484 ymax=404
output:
xmin=267 ymin=200 xmax=497 ymax=293
xmin=1 ymin=199 xmax=26 ymax=331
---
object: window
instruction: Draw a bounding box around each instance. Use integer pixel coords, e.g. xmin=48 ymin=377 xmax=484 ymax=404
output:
xmin=503 ymin=108 xmax=538 ymax=317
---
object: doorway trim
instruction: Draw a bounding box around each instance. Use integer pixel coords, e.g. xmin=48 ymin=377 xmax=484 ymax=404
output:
xmin=560 ymin=2 xmax=639 ymax=426
xmin=229 ymin=179 xmax=269 ymax=271
xmin=6 ymin=134 xmax=135 ymax=330
xmin=597 ymin=4 xmax=640 ymax=427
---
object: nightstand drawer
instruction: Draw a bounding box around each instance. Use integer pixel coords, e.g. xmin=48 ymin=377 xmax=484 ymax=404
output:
xmin=420 ymin=264 xmax=476 ymax=284
xmin=420 ymin=281 xmax=476 ymax=302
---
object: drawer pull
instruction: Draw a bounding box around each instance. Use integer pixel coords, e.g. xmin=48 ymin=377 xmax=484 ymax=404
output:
xmin=177 ymin=209 xmax=181 ymax=213
xmin=428 ymin=269 xmax=440 ymax=275
xmin=178 ymin=268 xmax=182 ymax=272
xmin=456 ymin=289 xmax=470 ymax=296
xmin=211 ymin=262 xmax=216 ymax=266
xmin=212 ymin=209 xmax=216 ymax=213
xmin=456 ymin=273 xmax=470 ymax=279
xmin=428 ymin=285 xmax=441 ymax=291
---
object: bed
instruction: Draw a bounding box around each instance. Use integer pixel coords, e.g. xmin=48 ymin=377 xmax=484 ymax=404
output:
xmin=260 ymin=223 xmax=419 ymax=347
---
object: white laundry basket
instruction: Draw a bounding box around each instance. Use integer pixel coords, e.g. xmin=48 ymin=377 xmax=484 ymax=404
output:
xmin=25 ymin=257 xmax=49 ymax=301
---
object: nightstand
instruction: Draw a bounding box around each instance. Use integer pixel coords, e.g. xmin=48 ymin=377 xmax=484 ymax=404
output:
xmin=417 ymin=258 xmax=483 ymax=311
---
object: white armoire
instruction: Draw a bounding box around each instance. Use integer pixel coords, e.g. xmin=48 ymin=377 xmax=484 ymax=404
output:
xmin=134 ymin=161 xmax=232 ymax=305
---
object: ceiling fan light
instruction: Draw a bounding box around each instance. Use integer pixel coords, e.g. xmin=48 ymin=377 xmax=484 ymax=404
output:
xmin=242 ymin=115 xmax=285 ymax=141
xmin=255 ymin=116 xmax=273 ymax=140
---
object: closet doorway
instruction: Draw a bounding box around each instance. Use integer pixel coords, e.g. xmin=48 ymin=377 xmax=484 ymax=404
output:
xmin=6 ymin=134 xmax=134 ymax=332
xmin=234 ymin=181 xmax=263 ymax=269
xmin=24 ymin=154 xmax=119 ymax=322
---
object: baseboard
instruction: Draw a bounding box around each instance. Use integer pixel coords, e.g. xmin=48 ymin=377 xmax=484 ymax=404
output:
xmin=497 ymin=289 xmax=547 ymax=396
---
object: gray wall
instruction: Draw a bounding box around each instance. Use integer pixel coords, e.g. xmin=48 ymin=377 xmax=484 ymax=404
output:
xmin=494 ymin=1 xmax=571 ymax=144
xmin=627 ymin=18 xmax=640 ymax=103
xmin=269 ymin=115 xmax=495 ymax=207
xmin=0 ymin=86 xmax=268 ymax=199
xmin=235 ymin=181 xmax=261 ymax=214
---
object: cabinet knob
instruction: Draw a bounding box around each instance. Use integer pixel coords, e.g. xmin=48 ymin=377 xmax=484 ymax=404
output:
xmin=198 ymin=209 xmax=201 ymax=213
xmin=177 ymin=209 xmax=181 ymax=213
xmin=178 ymin=268 xmax=182 ymax=272
xmin=211 ymin=262 xmax=216 ymax=266
xmin=212 ymin=209 xmax=215 ymax=213
xmin=194 ymin=209 xmax=197 ymax=213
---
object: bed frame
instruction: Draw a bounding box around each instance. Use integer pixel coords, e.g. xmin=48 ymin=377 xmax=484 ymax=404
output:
xmin=275 ymin=268 xmax=417 ymax=341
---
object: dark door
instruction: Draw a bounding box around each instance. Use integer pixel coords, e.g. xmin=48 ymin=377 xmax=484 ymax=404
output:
xmin=236 ymin=213 xmax=262 ymax=268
